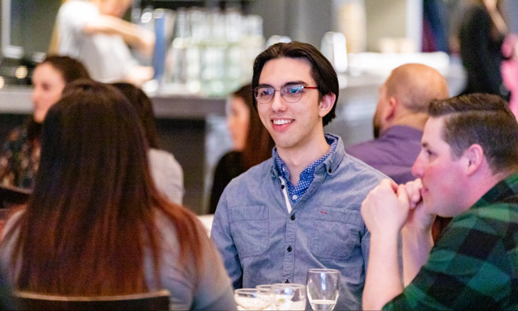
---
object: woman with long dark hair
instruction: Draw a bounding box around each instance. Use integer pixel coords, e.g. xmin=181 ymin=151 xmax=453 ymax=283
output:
xmin=0 ymin=80 xmax=235 ymax=310
xmin=0 ymin=55 xmax=91 ymax=189
xmin=209 ymin=84 xmax=275 ymax=213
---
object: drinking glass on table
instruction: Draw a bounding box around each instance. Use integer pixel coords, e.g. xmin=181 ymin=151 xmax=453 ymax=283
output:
xmin=256 ymin=284 xmax=272 ymax=291
xmin=306 ymin=268 xmax=340 ymax=310
xmin=271 ymin=283 xmax=306 ymax=310
xmin=234 ymin=288 xmax=272 ymax=310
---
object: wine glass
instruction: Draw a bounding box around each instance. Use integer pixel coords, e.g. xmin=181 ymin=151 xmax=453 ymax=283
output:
xmin=306 ymin=268 xmax=340 ymax=310
xmin=234 ymin=288 xmax=272 ymax=310
xmin=270 ymin=283 xmax=306 ymax=310
xmin=256 ymin=284 xmax=272 ymax=291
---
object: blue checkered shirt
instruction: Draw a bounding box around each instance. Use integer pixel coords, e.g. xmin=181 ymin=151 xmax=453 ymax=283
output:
xmin=274 ymin=134 xmax=338 ymax=204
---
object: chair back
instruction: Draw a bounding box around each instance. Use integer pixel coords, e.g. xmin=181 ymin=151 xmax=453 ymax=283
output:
xmin=12 ymin=289 xmax=170 ymax=311
xmin=0 ymin=185 xmax=31 ymax=209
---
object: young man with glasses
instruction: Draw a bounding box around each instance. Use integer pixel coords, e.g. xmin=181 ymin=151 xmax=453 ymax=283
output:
xmin=211 ymin=42 xmax=386 ymax=310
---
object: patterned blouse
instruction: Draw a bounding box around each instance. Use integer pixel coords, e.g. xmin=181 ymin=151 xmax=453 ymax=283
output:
xmin=0 ymin=126 xmax=40 ymax=189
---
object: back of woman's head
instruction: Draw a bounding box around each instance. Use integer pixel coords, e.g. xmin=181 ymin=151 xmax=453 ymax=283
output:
xmin=14 ymin=80 xmax=156 ymax=295
xmin=111 ymin=82 xmax=160 ymax=149
xmin=38 ymin=80 xmax=150 ymax=203
xmin=9 ymin=80 xmax=206 ymax=295
xmin=39 ymin=55 xmax=91 ymax=84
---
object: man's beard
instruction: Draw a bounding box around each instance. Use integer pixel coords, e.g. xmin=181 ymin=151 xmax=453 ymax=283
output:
xmin=372 ymin=113 xmax=381 ymax=139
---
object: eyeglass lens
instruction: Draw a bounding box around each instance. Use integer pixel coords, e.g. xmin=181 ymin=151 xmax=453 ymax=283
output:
xmin=255 ymin=85 xmax=306 ymax=104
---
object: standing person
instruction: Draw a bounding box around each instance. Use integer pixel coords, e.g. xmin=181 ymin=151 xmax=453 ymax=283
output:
xmin=501 ymin=33 xmax=518 ymax=119
xmin=0 ymin=80 xmax=236 ymax=310
xmin=209 ymin=84 xmax=274 ymax=214
xmin=346 ymin=63 xmax=449 ymax=184
xmin=361 ymin=93 xmax=518 ymax=310
xmin=112 ymin=82 xmax=184 ymax=205
xmin=211 ymin=42 xmax=386 ymax=310
xmin=51 ymin=0 xmax=155 ymax=84
xmin=0 ymin=55 xmax=91 ymax=189
xmin=459 ymin=0 xmax=509 ymax=98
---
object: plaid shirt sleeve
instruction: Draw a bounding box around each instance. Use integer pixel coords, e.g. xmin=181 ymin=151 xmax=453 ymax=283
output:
xmin=384 ymin=174 xmax=518 ymax=310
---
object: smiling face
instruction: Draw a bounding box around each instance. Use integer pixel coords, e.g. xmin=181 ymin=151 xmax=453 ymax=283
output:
xmin=411 ymin=117 xmax=469 ymax=217
xmin=256 ymin=57 xmax=330 ymax=154
xmin=32 ymin=63 xmax=66 ymax=123
xmin=227 ymin=96 xmax=250 ymax=151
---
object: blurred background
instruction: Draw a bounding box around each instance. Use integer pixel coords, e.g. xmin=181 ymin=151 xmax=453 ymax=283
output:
xmin=1 ymin=0 xmax=517 ymax=214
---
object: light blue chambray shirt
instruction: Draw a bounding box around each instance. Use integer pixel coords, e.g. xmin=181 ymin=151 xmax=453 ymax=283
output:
xmin=211 ymin=134 xmax=387 ymax=311
xmin=274 ymin=135 xmax=338 ymax=205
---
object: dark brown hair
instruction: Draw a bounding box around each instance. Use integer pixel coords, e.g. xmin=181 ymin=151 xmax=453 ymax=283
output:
xmin=234 ymin=84 xmax=275 ymax=169
xmin=111 ymin=82 xmax=160 ymax=149
xmin=429 ymin=93 xmax=518 ymax=174
xmin=5 ymin=80 xmax=204 ymax=295
xmin=252 ymin=41 xmax=339 ymax=126
xmin=38 ymin=55 xmax=91 ymax=84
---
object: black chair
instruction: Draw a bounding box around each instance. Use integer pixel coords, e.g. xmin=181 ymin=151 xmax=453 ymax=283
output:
xmin=0 ymin=185 xmax=31 ymax=209
xmin=11 ymin=289 xmax=170 ymax=311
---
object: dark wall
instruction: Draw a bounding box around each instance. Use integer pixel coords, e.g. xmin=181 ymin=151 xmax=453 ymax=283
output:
xmin=1 ymin=0 xmax=61 ymax=59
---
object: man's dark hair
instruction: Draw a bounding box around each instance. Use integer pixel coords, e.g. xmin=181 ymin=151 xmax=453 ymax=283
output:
xmin=429 ymin=93 xmax=518 ymax=174
xmin=252 ymin=41 xmax=339 ymax=126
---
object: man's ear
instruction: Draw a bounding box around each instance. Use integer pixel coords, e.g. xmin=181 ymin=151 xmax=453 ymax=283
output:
xmin=462 ymin=144 xmax=485 ymax=176
xmin=319 ymin=93 xmax=336 ymax=117
xmin=384 ymin=97 xmax=397 ymax=121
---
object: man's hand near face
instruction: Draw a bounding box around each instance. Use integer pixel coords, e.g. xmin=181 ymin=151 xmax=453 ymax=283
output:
xmin=361 ymin=179 xmax=410 ymax=310
xmin=361 ymin=178 xmax=438 ymax=309
xmin=401 ymin=179 xmax=435 ymax=286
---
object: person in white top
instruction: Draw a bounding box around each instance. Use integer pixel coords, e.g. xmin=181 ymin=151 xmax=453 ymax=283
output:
xmin=51 ymin=0 xmax=155 ymax=85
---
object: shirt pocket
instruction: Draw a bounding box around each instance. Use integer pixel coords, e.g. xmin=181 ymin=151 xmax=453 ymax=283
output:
xmin=309 ymin=208 xmax=362 ymax=260
xmin=229 ymin=205 xmax=269 ymax=258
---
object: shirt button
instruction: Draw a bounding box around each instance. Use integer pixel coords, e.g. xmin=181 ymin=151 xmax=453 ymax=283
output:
xmin=328 ymin=168 xmax=332 ymax=173
xmin=281 ymin=185 xmax=285 ymax=190
xmin=287 ymin=246 xmax=292 ymax=252
xmin=290 ymin=214 xmax=295 ymax=221
xmin=292 ymin=195 xmax=298 ymax=200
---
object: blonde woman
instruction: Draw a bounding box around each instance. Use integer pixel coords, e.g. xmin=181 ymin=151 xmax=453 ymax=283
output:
xmin=50 ymin=0 xmax=154 ymax=85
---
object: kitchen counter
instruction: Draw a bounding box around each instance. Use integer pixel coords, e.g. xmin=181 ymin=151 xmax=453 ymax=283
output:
xmin=0 ymin=87 xmax=227 ymax=119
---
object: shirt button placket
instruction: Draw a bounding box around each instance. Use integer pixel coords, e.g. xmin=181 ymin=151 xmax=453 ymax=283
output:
xmin=282 ymin=212 xmax=297 ymax=283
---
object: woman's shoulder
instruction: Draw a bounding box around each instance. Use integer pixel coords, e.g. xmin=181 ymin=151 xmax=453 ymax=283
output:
xmin=60 ymin=0 xmax=97 ymax=13
xmin=215 ymin=151 xmax=245 ymax=174
xmin=58 ymin=0 xmax=99 ymax=27
xmin=4 ymin=127 xmax=27 ymax=145
xmin=0 ymin=209 xmax=25 ymax=270
xmin=0 ymin=127 xmax=33 ymax=159
xmin=148 ymin=148 xmax=180 ymax=167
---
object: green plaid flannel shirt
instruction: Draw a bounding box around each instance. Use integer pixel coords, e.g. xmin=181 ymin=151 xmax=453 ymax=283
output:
xmin=384 ymin=172 xmax=518 ymax=310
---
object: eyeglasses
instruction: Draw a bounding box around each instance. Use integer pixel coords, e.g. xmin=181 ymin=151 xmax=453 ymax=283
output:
xmin=254 ymin=84 xmax=318 ymax=104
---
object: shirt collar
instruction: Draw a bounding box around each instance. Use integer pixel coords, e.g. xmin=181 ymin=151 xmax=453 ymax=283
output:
xmin=270 ymin=133 xmax=344 ymax=178
xmin=472 ymin=171 xmax=518 ymax=208
xmin=379 ymin=125 xmax=423 ymax=141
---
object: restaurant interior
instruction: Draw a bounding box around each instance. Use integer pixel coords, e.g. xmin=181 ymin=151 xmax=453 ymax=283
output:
xmin=0 ymin=0 xmax=517 ymax=216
